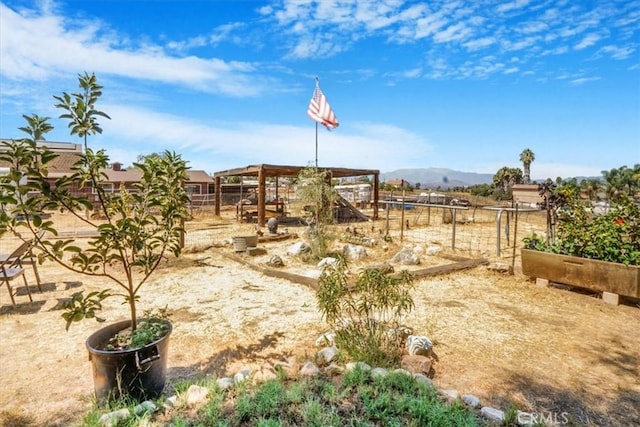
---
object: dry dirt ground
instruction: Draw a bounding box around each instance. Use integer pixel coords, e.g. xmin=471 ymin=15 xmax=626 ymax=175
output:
xmin=0 ymin=210 xmax=639 ymax=426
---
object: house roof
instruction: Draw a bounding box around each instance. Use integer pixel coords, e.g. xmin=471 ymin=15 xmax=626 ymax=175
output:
xmin=0 ymin=140 xmax=212 ymax=183
xmin=103 ymin=169 xmax=213 ymax=183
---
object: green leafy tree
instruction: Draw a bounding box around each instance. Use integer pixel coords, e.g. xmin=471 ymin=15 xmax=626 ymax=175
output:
xmin=602 ymin=165 xmax=640 ymax=200
xmin=580 ymin=178 xmax=603 ymax=201
xmin=519 ymin=148 xmax=535 ymax=184
xmin=0 ymin=72 xmax=190 ymax=335
xmin=492 ymin=166 xmax=523 ymax=200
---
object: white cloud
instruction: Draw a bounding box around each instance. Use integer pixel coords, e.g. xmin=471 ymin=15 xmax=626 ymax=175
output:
xmin=463 ymin=36 xmax=496 ymax=51
xmin=597 ymin=45 xmax=635 ymax=60
xmin=0 ymin=3 xmax=267 ymax=97
xmin=434 ymin=22 xmax=473 ymax=43
xmin=98 ymin=104 xmax=433 ymax=172
xmin=496 ymin=0 xmax=531 ymax=14
xmin=569 ymin=77 xmax=601 ymax=85
xmin=574 ymin=33 xmax=602 ymax=50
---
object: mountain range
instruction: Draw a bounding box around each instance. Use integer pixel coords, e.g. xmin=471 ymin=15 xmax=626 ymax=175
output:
xmin=380 ymin=168 xmax=493 ymax=189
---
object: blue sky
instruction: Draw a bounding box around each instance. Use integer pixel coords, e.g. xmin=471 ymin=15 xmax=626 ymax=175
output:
xmin=0 ymin=0 xmax=638 ymax=180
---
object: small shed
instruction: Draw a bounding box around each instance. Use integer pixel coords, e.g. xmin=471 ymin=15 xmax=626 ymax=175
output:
xmin=512 ymin=184 xmax=543 ymax=206
xmin=213 ymin=164 xmax=380 ymax=227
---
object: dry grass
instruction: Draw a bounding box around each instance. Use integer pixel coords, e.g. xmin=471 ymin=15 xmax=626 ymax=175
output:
xmin=0 ymin=208 xmax=638 ymax=426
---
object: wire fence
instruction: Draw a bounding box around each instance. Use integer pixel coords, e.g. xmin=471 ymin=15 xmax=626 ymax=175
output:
xmin=375 ymin=202 xmax=547 ymax=261
xmin=1 ymin=199 xmax=548 ymax=265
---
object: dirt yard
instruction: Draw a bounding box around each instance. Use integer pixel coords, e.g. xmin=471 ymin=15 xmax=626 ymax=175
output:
xmin=0 ymin=210 xmax=639 ymax=426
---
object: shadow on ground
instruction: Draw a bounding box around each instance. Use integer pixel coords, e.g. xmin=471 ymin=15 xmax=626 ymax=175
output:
xmin=167 ymin=331 xmax=290 ymax=383
xmin=496 ymin=370 xmax=640 ymax=426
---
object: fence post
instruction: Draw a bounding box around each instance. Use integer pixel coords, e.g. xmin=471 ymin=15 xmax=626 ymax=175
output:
xmin=511 ymin=204 xmax=519 ymax=273
xmin=451 ymin=208 xmax=456 ymax=250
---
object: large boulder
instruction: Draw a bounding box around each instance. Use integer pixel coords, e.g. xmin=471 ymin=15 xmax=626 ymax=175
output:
xmin=391 ymin=247 xmax=420 ymax=265
xmin=343 ymin=244 xmax=368 ymax=260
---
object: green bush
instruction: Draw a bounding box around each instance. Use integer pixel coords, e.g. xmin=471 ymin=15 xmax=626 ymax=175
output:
xmin=523 ymin=195 xmax=640 ymax=265
xmin=316 ymin=256 xmax=415 ymax=367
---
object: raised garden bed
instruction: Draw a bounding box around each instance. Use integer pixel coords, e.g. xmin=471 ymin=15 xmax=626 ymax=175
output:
xmin=521 ymin=248 xmax=640 ymax=299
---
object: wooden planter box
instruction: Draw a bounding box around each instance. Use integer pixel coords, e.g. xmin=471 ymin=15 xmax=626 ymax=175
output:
xmin=521 ymin=249 xmax=640 ymax=299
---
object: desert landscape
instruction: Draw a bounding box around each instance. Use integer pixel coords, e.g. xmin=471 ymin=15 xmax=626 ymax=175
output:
xmin=0 ymin=207 xmax=639 ymax=426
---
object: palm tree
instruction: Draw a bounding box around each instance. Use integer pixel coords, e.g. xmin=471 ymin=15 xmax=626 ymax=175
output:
xmin=519 ymin=148 xmax=535 ymax=184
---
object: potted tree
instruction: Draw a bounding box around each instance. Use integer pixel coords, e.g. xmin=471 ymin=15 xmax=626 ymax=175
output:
xmin=0 ymin=73 xmax=190 ymax=404
xmin=521 ymin=178 xmax=640 ymax=300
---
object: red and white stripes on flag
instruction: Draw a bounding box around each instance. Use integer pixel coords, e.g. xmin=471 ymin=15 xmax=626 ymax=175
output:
xmin=307 ymin=81 xmax=339 ymax=130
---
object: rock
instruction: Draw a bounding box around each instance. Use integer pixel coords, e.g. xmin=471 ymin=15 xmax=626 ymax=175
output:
xmin=480 ymin=406 xmax=505 ymax=422
xmin=487 ymin=262 xmax=511 ymax=273
xmin=392 ymin=368 xmax=412 ymax=376
xmin=343 ymin=244 xmax=368 ymax=260
xmin=413 ymin=245 xmax=425 ymax=256
xmin=266 ymin=255 xmax=284 ymax=267
xmin=98 ymin=408 xmax=130 ymax=427
xmin=300 ymin=361 xmax=321 ymax=376
xmin=133 ymin=401 xmax=158 ymax=416
xmin=391 ymin=248 xmax=420 ymax=265
xmin=438 ymin=389 xmax=459 ymax=402
xmin=315 ymin=332 xmax=336 ymax=347
xmin=405 ymin=335 xmax=433 ymax=357
xmin=216 ymin=377 xmax=235 ymax=390
xmin=413 ymin=373 xmax=433 ymax=388
xmin=164 ymin=395 xmax=178 ymax=409
xmin=426 ymin=245 xmax=442 ymax=255
xmin=317 ymin=257 xmax=338 ymax=270
xmin=234 ymin=369 xmax=251 ymax=384
xmin=287 ymin=241 xmax=311 ymax=256
xmin=316 ymin=346 xmax=339 ymax=366
xmin=371 ymin=367 xmax=389 ymax=378
xmin=323 ymin=363 xmax=344 ymax=376
xmin=462 ymin=394 xmax=481 ymax=408
xmin=253 ymin=367 xmax=278 ymax=383
xmin=186 ymin=384 xmax=209 ymax=406
xmin=401 ymin=355 xmax=432 ymax=375
xmin=345 ymin=361 xmax=372 ymax=372
xmin=368 ymin=262 xmax=394 ymax=274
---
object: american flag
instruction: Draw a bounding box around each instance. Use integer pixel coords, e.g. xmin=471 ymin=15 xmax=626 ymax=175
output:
xmin=307 ymin=81 xmax=339 ymax=130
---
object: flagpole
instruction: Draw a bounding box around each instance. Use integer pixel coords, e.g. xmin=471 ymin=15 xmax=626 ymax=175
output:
xmin=315 ymin=76 xmax=319 ymax=169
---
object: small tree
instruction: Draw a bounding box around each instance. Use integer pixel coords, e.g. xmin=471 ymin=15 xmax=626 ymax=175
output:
xmin=295 ymin=166 xmax=339 ymax=259
xmin=316 ymin=256 xmax=415 ymax=367
xmin=0 ymin=73 xmax=190 ymax=337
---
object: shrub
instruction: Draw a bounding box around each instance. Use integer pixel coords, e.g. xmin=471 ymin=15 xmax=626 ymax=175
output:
xmin=316 ymin=256 xmax=415 ymax=367
xmin=523 ymin=195 xmax=640 ymax=265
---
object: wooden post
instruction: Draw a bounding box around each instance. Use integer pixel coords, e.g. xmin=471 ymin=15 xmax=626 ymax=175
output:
xmin=257 ymin=167 xmax=266 ymax=227
xmin=214 ymin=175 xmax=221 ymax=217
xmin=373 ymin=173 xmax=379 ymax=220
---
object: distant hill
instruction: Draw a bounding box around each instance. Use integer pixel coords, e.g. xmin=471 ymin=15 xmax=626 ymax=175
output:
xmin=380 ymin=168 xmax=493 ymax=189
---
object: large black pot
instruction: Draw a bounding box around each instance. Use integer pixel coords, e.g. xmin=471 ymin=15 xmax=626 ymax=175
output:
xmin=86 ymin=319 xmax=172 ymax=405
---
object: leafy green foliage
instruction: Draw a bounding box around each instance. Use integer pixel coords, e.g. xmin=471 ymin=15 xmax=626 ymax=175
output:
xmin=316 ymin=257 xmax=415 ymax=367
xmin=0 ymin=72 xmax=190 ymax=336
xmin=104 ymin=308 xmax=171 ymax=351
xmin=524 ymin=195 xmax=640 ymax=265
xmin=61 ymin=290 xmax=111 ymax=331
xmin=83 ymin=369 xmax=480 ymax=426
